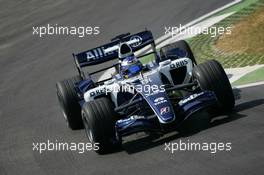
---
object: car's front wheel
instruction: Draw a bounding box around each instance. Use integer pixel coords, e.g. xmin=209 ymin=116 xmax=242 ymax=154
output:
xmin=192 ymin=60 xmax=235 ymax=111
xmin=82 ymin=97 xmax=121 ymax=154
xmin=160 ymin=40 xmax=197 ymax=64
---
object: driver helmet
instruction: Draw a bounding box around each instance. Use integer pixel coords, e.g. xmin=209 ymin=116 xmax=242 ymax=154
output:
xmin=118 ymin=43 xmax=142 ymax=78
xmin=120 ymin=54 xmax=142 ymax=78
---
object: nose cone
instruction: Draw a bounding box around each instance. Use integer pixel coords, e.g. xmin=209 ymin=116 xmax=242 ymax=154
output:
xmin=146 ymin=92 xmax=175 ymax=123
xmin=133 ymin=73 xmax=175 ymax=124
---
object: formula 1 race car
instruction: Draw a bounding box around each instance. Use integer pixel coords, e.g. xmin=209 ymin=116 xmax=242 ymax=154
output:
xmin=56 ymin=30 xmax=235 ymax=154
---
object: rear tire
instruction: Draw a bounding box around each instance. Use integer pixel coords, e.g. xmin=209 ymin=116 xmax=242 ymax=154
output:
xmin=160 ymin=40 xmax=197 ymax=64
xmin=82 ymin=97 xmax=121 ymax=154
xmin=192 ymin=60 xmax=235 ymax=111
xmin=56 ymin=76 xmax=83 ymax=130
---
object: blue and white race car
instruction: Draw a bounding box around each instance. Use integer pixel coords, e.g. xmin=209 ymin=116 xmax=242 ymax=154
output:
xmin=56 ymin=30 xmax=235 ymax=154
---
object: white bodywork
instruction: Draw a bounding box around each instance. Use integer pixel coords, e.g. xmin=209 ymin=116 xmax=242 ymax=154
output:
xmin=84 ymin=57 xmax=193 ymax=107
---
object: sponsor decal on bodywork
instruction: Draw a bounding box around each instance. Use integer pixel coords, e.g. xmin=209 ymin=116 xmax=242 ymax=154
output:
xmin=86 ymin=47 xmax=113 ymax=61
xmin=170 ymin=60 xmax=188 ymax=69
xmin=154 ymin=97 xmax=168 ymax=105
xmin=130 ymin=35 xmax=142 ymax=47
xmin=160 ymin=106 xmax=170 ymax=115
xmin=89 ymin=87 xmax=107 ymax=97
xmin=179 ymin=92 xmax=205 ymax=106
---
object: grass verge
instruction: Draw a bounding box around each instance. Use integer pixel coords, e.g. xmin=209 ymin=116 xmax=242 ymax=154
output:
xmin=188 ymin=0 xmax=264 ymax=68
xmin=232 ymin=67 xmax=264 ymax=86
xmin=140 ymin=0 xmax=264 ymax=68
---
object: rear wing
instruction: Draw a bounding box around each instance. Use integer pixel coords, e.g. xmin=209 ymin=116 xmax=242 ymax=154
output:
xmin=73 ymin=30 xmax=154 ymax=68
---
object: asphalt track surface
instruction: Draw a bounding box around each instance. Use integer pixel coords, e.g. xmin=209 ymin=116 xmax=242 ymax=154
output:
xmin=1 ymin=0 xmax=264 ymax=174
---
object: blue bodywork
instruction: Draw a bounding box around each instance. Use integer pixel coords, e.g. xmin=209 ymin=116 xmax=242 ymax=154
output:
xmin=72 ymin=30 xmax=219 ymax=141
xmin=131 ymin=73 xmax=175 ymax=123
xmin=75 ymin=72 xmax=217 ymax=140
xmin=115 ymin=90 xmax=217 ymax=138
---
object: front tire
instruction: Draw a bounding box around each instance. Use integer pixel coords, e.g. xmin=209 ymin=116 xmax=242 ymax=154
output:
xmin=56 ymin=76 xmax=83 ymax=130
xmin=192 ymin=60 xmax=235 ymax=111
xmin=82 ymin=97 xmax=120 ymax=154
xmin=160 ymin=40 xmax=197 ymax=64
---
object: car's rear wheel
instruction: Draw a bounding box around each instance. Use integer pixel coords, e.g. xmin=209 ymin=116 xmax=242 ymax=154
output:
xmin=82 ymin=97 xmax=121 ymax=154
xmin=56 ymin=75 xmax=83 ymax=130
xmin=160 ymin=40 xmax=197 ymax=64
xmin=192 ymin=60 xmax=235 ymax=111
